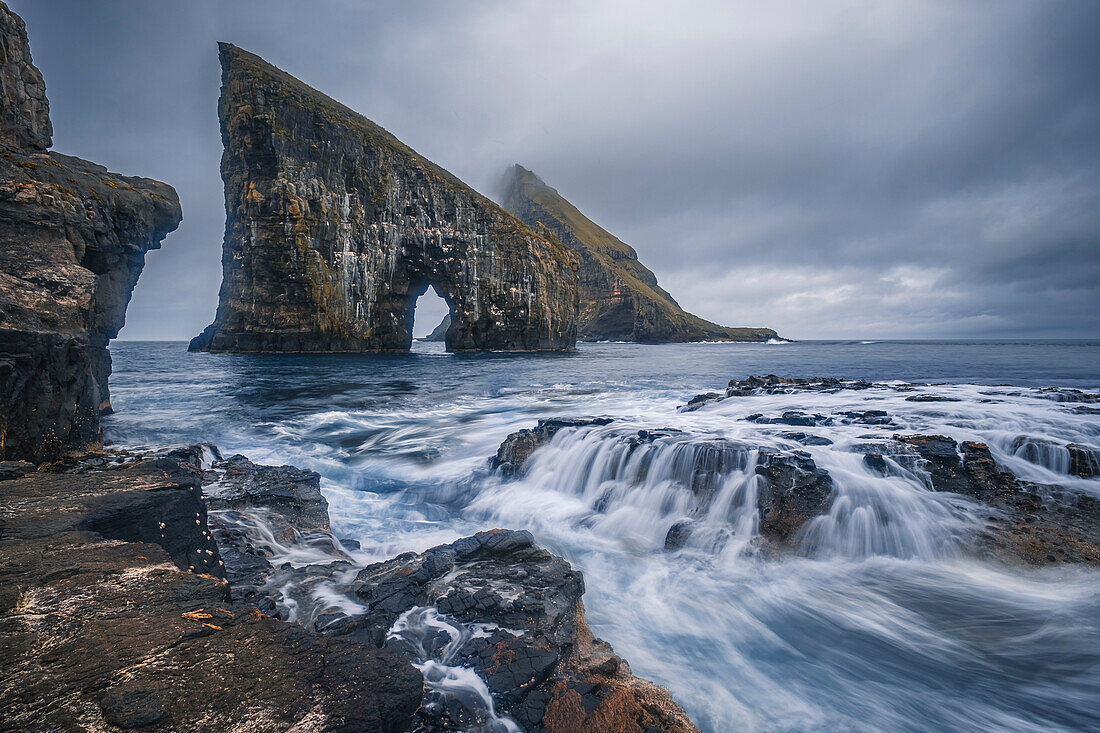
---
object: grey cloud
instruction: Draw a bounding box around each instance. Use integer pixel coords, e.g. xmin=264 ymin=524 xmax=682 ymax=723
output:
xmin=13 ymin=0 xmax=1098 ymax=339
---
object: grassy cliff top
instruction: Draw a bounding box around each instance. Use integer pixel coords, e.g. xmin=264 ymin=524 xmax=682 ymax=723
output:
xmin=504 ymin=164 xmax=776 ymax=340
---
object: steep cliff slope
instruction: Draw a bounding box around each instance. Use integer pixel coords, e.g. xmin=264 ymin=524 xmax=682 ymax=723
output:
xmin=191 ymin=45 xmax=578 ymax=354
xmin=0 ymin=1 xmax=182 ymax=461
xmin=503 ymin=164 xmax=777 ymax=343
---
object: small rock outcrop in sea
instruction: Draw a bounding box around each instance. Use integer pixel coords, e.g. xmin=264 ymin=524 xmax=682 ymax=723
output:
xmin=502 ymin=164 xmax=778 ymax=343
xmin=493 ymin=420 xmax=836 ymax=548
xmin=190 ymin=45 xmax=579 ymax=354
xmin=682 ymin=375 xmax=874 ymax=411
xmin=423 ymin=312 xmax=450 ymax=342
xmin=0 ymin=1 xmax=182 ymax=461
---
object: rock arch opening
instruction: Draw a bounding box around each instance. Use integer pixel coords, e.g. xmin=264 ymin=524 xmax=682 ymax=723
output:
xmin=189 ymin=44 xmax=578 ymax=354
xmin=411 ymin=285 xmax=451 ymax=344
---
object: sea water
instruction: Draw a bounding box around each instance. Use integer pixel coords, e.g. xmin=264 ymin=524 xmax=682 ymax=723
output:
xmin=104 ymin=340 xmax=1100 ymax=732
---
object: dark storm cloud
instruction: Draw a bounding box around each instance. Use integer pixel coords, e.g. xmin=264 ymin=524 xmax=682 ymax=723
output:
xmin=13 ymin=0 xmax=1099 ymax=339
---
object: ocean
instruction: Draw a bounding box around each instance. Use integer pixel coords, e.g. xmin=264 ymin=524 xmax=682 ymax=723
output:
xmin=104 ymin=339 xmax=1100 ymax=732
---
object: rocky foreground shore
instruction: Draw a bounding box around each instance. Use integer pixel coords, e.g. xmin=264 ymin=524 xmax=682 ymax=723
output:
xmin=0 ymin=447 xmax=698 ymax=732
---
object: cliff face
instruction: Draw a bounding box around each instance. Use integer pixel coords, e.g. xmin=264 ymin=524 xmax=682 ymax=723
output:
xmin=503 ymin=165 xmax=777 ymax=343
xmin=191 ymin=45 xmax=578 ymax=354
xmin=0 ymin=1 xmax=182 ymax=461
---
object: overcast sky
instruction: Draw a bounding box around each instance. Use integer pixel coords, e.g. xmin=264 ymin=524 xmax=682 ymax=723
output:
xmin=15 ymin=0 xmax=1100 ymax=339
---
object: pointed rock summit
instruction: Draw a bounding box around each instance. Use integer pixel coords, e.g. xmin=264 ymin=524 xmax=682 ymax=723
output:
xmin=502 ymin=164 xmax=777 ymax=343
xmin=190 ymin=45 xmax=578 ymax=353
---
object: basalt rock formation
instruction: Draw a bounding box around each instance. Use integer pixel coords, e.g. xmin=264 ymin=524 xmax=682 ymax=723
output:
xmin=0 ymin=449 xmax=422 ymax=731
xmin=190 ymin=45 xmax=578 ymax=354
xmin=0 ymin=1 xmax=182 ymax=461
xmin=502 ymin=164 xmax=777 ymax=343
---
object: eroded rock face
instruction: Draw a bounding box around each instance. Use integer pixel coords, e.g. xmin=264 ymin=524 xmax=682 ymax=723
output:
xmin=191 ymin=45 xmax=578 ymax=354
xmin=0 ymin=1 xmax=182 ymax=461
xmin=0 ymin=2 xmax=49 ymax=152
xmin=502 ymin=164 xmax=777 ymax=343
xmin=0 ymin=450 xmax=422 ymax=732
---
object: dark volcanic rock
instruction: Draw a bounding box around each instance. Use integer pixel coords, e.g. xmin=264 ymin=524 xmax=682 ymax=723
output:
xmin=207 ymin=453 xmax=330 ymax=533
xmin=837 ymin=409 xmax=893 ymax=425
xmin=0 ymin=449 xmax=422 ymax=732
xmin=191 ymin=45 xmax=578 ymax=354
xmin=664 ymin=519 xmax=695 ymax=551
xmin=747 ymin=411 xmax=833 ymax=427
xmin=898 ymin=434 xmax=1100 ymax=564
xmin=502 ymin=164 xmax=777 ymax=343
xmin=492 ymin=417 xmax=614 ymax=476
xmin=1068 ymin=443 xmax=1100 ymax=478
xmin=780 ymin=431 xmax=835 ymax=446
xmin=347 ymin=529 xmax=698 ymax=732
xmin=0 ymin=2 xmax=182 ymax=461
xmin=755 ymin=450 xmax=836 ymax=545
xmin=682 ymin=375 xmax=874 ymax=410
xmin=728 ymin=375 xmax=872 ymax=396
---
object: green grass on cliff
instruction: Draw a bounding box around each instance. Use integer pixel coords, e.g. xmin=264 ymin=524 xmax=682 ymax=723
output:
xmin=505 ymin=165 xmax=775 ymax=341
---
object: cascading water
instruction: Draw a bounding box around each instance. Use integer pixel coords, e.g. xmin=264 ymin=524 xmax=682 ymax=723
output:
xmin=104 ymin=339 xmax=1100 ymax=732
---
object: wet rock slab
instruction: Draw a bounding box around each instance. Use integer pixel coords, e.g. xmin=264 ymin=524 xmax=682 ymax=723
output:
xmin=894 ymin=435 xmax=1100 ymax=565
xmin=0 ymin=451 xmax=420 ymax=732
xmin=345 ymin=529 xmax=699 ymax=732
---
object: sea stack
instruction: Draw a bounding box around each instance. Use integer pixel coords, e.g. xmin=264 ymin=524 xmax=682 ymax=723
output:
xmin=190 ymin=44 xmax=579 ymax=354
xmin=0 ymin=1 xmax=182 ymax=461
xmin=503 ymin=164 xmax=777 ymax=343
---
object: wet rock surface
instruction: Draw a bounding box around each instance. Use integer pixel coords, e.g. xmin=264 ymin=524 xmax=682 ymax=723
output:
xmin=206 ymin=452 xmax=330 ymax=533
xmin=754 ymin=450 xmax=836 ymax=545
xmin=495 ymin=399 xmax=1099 ymax=567
xmin=682 ymin=375 xmax=874 ymax=411
xmin=502 ymin=164 xmax=776 ymax=344
xmin=0 ymin=1 xmax=182 ymax=462
xmin=191 ymin=45 xmax=578 ymax=354
xmin=348 ymin=530 xmax=699 ymax=732
xmin=3 ymin=443 xmax=699 ymax=731
xmin=492 ymin=417 xmax=615 ymax=476
xmin=495 ymin=421 xmax=836 ymax=550
xmin=0 ymin=450 xmax=421 ymax=732
xmin=895 ymin=434 xmax=1100 ymax=564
